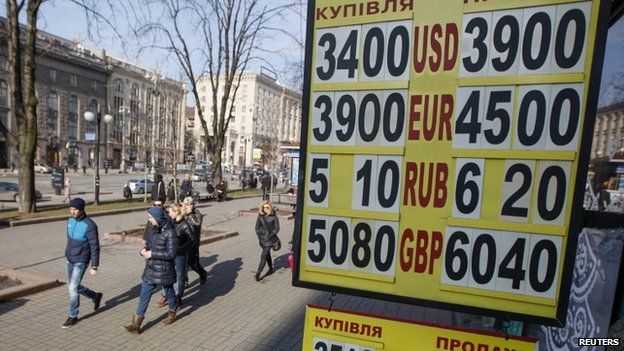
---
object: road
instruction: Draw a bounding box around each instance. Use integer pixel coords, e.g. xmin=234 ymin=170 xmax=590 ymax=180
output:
xmin=0 ymin=170 xmax=248 ymax=209
xmin=0 ymin=196 xmax=451 ymax=350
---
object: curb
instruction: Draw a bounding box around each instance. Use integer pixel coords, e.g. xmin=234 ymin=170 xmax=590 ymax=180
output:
xmin=8 ymin=205 xmax=151 ymax=227
xmin=107 ymin=228 xmax=239 ymax=246
xmin=0 ymin=266 xmax=62 ymax=301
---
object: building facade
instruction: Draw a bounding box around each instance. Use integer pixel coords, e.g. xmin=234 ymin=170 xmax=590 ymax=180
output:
xmin=192 ymin=72 xmax=302 ymax=169
xmin=590 ymin=102 xmax=624 ymax=191
xmin=0 ymin=21 xmax=186 ymax=170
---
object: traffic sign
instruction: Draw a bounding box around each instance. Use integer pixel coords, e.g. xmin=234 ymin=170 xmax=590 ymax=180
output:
xmin=293 ymin=0 xmax=611 ymax=326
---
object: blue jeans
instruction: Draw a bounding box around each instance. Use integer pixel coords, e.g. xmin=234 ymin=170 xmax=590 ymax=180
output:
xmin=162 ymin=255 xmax=188 ymax=299
xmin=66 ymin=261 xmax=97 ymax=317
xmin=136 ymin=281 xmax=176 ymax=316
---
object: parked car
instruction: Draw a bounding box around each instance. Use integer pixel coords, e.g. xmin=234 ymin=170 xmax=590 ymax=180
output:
xmin=192 ymin=169 xmax=213 ymax=182
xmin=126 ymin=179 xmax=153 ymax=194
xmin=34 ymin=162 xmax=52 ymax=173
xmin=0 ymin=182 xmax=42 ymax=202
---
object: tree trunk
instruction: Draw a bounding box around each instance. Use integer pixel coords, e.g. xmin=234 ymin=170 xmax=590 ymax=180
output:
xmin=143 ymin=166 xmax=148 ymax=203
xmin=173 ymin=167 xmax=178 ymax=203
xmin=211 ymin=150 xmax=222 ymax=183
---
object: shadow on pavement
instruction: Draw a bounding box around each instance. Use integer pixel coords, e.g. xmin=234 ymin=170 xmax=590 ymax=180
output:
xmin=0 ymin=298 xmax=28 ymax=316
xmin=171 ymin=257 xmax=243 ymax=323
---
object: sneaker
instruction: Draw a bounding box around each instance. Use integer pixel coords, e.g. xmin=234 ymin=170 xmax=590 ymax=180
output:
xmin=200 ymin=272 xmax=207 ymax=286
xmin=93 ymin=293 xmax=103 ymax=311
xmin=62 ymin=317 xmax=78 ymax=329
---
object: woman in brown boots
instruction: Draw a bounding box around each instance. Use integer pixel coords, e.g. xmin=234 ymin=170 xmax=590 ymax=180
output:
xmin=123 ymin=206 xmax=179 ymax=334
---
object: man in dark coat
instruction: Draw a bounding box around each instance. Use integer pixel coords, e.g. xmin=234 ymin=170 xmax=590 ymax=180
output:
xmin=151 ymin=174 xmax=166 ymax=202
xmin=261 ymin=173 xmax=271 ymax=200
xmin=180 ymin=173 xmax=193 ymax=198
xmin=62 ymin=198 xmax=103 ymax=328
xmin=124 ymin=206 xmax=179 ymax=334
xmin=183 ymin=197 xmax=207 ymax=285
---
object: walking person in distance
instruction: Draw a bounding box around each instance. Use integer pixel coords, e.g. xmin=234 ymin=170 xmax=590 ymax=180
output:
xmin=254 ymin=201 xmax=280 ymax=282
xmin=62 ymin=198 xmax=103 ymax=328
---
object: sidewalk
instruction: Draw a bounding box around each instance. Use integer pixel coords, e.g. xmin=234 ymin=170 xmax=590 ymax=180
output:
xmin=0 ymin=197 xmax=441 ymax=350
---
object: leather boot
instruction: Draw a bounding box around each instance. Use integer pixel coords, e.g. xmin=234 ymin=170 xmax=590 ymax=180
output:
xmin=123 ymin=315 xmax=144 ymax=334
xmin=156 ymin=295 xmax=168 ymax=308
xmin=162 ymin=310 xmax=176 ymax=325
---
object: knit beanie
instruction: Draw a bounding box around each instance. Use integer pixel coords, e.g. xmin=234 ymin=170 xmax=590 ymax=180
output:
xmin=69 ymin=198 xmax=86 ymax=212
xmin=148 ymin=206 xmax=168 ymax=226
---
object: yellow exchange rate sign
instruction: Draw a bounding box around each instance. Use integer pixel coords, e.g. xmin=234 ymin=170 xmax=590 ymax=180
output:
xmin=293 ymin=0 xmax=611 ymax=325
xmin=302 ymin=305 xmax=538 ymax=351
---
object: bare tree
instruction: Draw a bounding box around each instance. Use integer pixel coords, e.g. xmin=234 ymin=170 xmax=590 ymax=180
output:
xmin=5 ymin=0 xmax=43 ymax=213
xmin=132 ymin=0 xmax=292 ymax=183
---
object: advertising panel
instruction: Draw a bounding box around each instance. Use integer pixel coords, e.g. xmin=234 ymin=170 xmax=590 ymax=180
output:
xmin=302 ymin=305 xmax=538 ymax=351
xmin=293 ymin=0 xmax=611 ymax=325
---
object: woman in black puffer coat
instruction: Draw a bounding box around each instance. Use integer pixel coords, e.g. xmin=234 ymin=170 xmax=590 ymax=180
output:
xmin=254 ymin=201 xmax=280 ymax=282
xmin=124 ymin=206 xmax=179 ymax=334
xmin=155 ymin=204 xmax=194 ymax=308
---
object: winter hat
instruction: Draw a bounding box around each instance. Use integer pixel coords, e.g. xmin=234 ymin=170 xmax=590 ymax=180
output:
xmin=69 ymin=198 xmax=86 ymax=212
xmin=148 ymin=206 xmax=168 ymax=226
xmin=183 ymin=197 xmax=195 ymax=205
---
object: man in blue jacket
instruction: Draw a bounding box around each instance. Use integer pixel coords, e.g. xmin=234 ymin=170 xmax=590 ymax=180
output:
xmin=63 ymin=198 xmax=103 ymax=328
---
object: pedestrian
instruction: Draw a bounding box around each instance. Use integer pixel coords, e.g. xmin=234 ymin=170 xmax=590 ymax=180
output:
xmin=599 ymin=181 xmax=611 ymax=211
xmin=156 ymin=204 xmax=194 ymax=308
xmin=167 ymin=178 xmax=178 ymax=204
xmin=215 ymin=179 xmax=227 ymax=202
xmin=254 ymin=201 xmax=280 ymax=282
xmin=10 ymin=161 xmax=15 ymax=172
xmin=124 ymin=206 xmax=179 ymax=334
xmin=62 ymin=178 xmax=72 ymax=203
xmin=151 ymin=174 xmax=166 ymax=202
xmin=82 ymin=165 xmax=86 ymax=174
xmin=73 ymin=163 xmax=78 ymax=173
xmin=251 ymin=175 xmax=258 ymax=189
xmin=123 ymin=182 xmax=133 ymax=201
xmin=62 ymin=198 xmax=103 ymax=328
xmin=183 ymin=197 xmax=207 ymax=285
xmin=181 ymin=173 xmax=193 ymax=198
xmin=261 ymin=173 xmax=271 ymax=200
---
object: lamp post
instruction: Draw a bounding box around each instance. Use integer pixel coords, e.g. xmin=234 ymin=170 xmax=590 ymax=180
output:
xmin=119 ymin=106 xmax=130 ymax=173
xmin=84 ymin=110 xmax=113 ymax=205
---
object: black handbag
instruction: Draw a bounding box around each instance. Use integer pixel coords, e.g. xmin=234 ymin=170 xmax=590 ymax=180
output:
xmin=272 ymin=238 xmax=281 ymax=251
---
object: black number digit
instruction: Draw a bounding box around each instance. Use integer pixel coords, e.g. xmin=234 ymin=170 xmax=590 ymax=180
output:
xmin=374 ymin=225 xmax=395 ymax=272
xmin=377 ymin=160 xmax=399 ymax=208
xmin=309 ymin=158 xmax=328 ymax=203
xmin=501 ymin=163 xmax=532 ymax=218
xmin=498 ymin=238 xmax=527 ymax=290
xmin=555 ymin=9 xmax=586 ymax=69
xmin=529 ymin=240 xmax=557 ymax=293
xmin=329 ymin=220 xmax=349 ymax=265
xmin=315 ymin=340 xmax=328 ymax=351
xmin=463 ymin=17 xmax=489 ymax=73
xmin=352 ymin=222 xmax=372 ymax=268
xmin=455 ymin=162 xmax=481 ymax=215
xmin=471 ymin=234 xmax=496 ymax=285
xmin=356 ymin=159 xmax=372 ymax=207
xmin=445 ymin=231 xmax=469 ymax=281
xmin=330 ymin=344 xmax=343 ymax=351
xmin=316 ymin=33 xmax=336 ymax=81
xmin=307 ymin=219 xmax=326 ymax=263
xmin=387 ymin=25 xmax=409 ymax=77
xmin=549 ymin=88 xmax=580 ymax=146
xmin=491 ymin=15 xmax=520 ymax=72
xmin=383 ymin=92 xmax=405 ymax=142
xmin=313 ymin=95 xmax=332 ymax=142
xmin=455 ymin=90 xmax=481 ymax=143
xmin=336 ymin=94 xmax=356 ymax=142
xmin=337 ymin=30 xmax=359 ymax=79
xmin=517 ymin=90 xmax=546 ymax=146
xmin=358 ymin=93 xmax=381 ymax=142
xmin=363 ymin=27 xmax=384 ymax=77
xmin=537 ymin=166 xmax=566 ymax=221
xmin=484 ymin=90 xmax=511 ymax=145
xmin=522 ymin=12 xmax=552 ymax=70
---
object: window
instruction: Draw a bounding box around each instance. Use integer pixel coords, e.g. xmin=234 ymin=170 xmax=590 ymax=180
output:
xmin=47 ymin=92 xmax=58 ymax=131
xmin=70 ymin=74 xmax=78 ymax=87
xmin=68 ymin=121 xmax=77 ymax=140
xmin=0 ymin=110 xmax=7 ymax=128
xmin=0 ymin=81 xmax=7 ymax=106
xmin=49 ymin=69 xmax=57 ymax=82
xmin=131 ymin=83 xmax=139 ymax=98
xmin=68 ymin=95 xmax=78 ymax=116
xmin=92 ymin=80 xmax=97 ymax=91
xmin=113 ymin=79 xmax=124 ymax=94
xmin=0 ymin=52 xmax=7 ymax=71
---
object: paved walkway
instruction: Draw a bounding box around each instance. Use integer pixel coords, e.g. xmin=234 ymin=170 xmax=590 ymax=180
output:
xmin=0 ymin=197 xmax=449 ymax=350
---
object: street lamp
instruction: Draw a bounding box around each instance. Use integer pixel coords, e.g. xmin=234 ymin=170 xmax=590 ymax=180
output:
xmin=84 ymin=110 xmax=113 ymax=205
xmin=119 ymin=106 xmax=130 ymax=173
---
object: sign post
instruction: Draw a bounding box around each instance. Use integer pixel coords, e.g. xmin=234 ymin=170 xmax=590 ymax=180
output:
xmin=293 ymin=0 xmax=611 ymax=326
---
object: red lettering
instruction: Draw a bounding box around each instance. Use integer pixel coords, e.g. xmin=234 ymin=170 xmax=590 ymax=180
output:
xmin=400 ymin=229 xmax=442 ymax=274
xmin=444 ymin=23 xmax=459 ymax=70
xmin=440 ymin=94 xmax=453 ymax=141
xmin=408 ymin=94 xmax=454 ymax=141
xmin=403 ymin=162 xmax=417 ymax=206
xmin=434 ymin=163 xmax=448 ymax=208
xmin=413 ymin=23 xmax=459 ymax=73
xmin=408 ymin=95 xmax=422 ymax=140
xmin=414 ymin=229 xmax=429 ymax=273
xmin=316 ymin=7 xmax=328 ymax=20
xmin=403 ymin=162 xmax=448 ymax=208
xmin=400 ymin=228 xmax=415 ymax=272
xmin=430 ymin=231 xmax=443 ymax=274
xmin=430 ymin=24 xmax=442 ymax=72
xmin=418 ymin=162 xmax=434 ymax=206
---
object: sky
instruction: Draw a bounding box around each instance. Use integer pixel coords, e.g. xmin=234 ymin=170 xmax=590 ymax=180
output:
xmin=0 ymin=0 xmax=307 ymax=106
